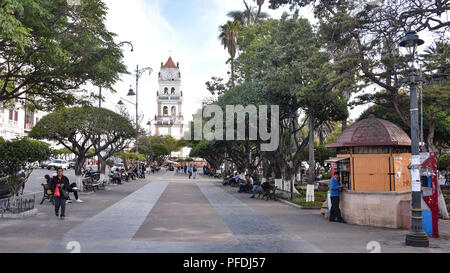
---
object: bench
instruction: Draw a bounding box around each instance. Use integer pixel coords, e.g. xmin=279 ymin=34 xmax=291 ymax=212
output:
xmin=40 ymin=183 xmax=54 ymax=205
xmin=258 ymin=185 xmax=278 ymax=201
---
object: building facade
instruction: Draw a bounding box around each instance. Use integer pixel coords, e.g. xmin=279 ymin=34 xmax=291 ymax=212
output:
xmin=154 ymin=57 xmax=185 ymax=157
xmin=0 ymin=104 xmax=60 ymax=149
xmin=0 ymin=105 xmax=44 ymax=140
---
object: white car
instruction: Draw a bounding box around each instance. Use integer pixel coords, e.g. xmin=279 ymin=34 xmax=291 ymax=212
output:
xmin=47 ymin=159 xmax=69 ymax=170
xmin=111 ymin=163 xmax=125 ymax=173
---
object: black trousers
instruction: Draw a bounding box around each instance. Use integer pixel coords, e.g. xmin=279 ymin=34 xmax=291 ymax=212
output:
xmin=68 ymin=183 xmax=78 ymax=200
xmin=330 ymin=196 xmax=343 ymax=222
xmin=54 ymin=196 xmax=66 ymax=216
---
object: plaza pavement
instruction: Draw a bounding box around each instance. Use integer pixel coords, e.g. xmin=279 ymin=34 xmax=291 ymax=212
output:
xmin=0 ymin=170 xmax=449 ymax=253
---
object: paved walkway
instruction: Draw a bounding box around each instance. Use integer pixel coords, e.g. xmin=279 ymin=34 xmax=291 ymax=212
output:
xmin=0 ymin=171 xmax=449 ymax=253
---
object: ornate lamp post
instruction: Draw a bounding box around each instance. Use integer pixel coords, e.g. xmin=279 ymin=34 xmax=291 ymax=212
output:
xmin=119 ymin=65 xmax=152 ymax=154
xmin=398 ymin=30 xmax=429 ymax=247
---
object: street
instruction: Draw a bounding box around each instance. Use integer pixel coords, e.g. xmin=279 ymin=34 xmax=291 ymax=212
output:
xmin=1 ymin=170 xmax=449 ymax=253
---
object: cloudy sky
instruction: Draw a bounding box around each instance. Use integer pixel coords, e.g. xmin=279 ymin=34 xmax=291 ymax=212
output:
xmin=98 ymin=0 xmax=365 ymax=134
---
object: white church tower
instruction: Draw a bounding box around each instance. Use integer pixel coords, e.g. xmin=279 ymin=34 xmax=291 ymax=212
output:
xmin=154 ymin=57 xmax=184 ymax=156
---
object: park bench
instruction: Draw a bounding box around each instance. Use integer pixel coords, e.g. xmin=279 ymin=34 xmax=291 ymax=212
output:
xmin=40 ymin=183 xmax=54 ymax=205
xmin=257 ymin=185 xmax=278 ymax=201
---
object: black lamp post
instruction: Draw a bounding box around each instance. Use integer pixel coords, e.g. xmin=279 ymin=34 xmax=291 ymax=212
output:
xmin=119 ymin=65 xmax=152 ymax=154
xmin=398 ymin=30 xmax=429 ymax=247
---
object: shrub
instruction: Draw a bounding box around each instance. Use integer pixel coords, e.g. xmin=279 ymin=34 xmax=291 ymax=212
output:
xmin=437 ymin=154 xmax=450 ymax=171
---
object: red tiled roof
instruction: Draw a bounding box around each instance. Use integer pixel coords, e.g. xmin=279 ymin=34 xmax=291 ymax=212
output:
xmin=326 ymin=114 xmax=411 ymax=148
xmin=162 ymin=57 xmax=177 ymax=68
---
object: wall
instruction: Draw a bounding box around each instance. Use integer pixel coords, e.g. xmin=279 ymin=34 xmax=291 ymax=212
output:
xmin=340 ymin=190 xmax=411 ymax=229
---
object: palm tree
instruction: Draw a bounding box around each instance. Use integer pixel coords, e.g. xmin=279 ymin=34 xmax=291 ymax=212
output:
xmin=227 ymin=6 xmax=270 ymax=26
xmin=218 ymin=20 xmax=241 ymax=87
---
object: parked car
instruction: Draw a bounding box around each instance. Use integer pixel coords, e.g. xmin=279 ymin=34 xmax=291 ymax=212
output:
xmin=47 ymin=159 xmax=69 ymax=170
xmin=39 ymin=160 xmax=51 ymax=169
xmin=68 ymin=159 xmax=76 ymax=169
xmin=111 ymin=163 xmax=125 ymax=173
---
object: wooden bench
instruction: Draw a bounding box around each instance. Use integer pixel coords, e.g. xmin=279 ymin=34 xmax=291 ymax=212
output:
xmin=40 ymin=183 xmax=54 ymax=205
xmin=258 ymin=185 xmax=278 ymax=201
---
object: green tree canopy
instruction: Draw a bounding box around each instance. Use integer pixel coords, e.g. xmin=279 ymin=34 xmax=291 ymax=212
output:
xmin=0 ymin=138 xmax=51 ymax=200
xmin=0 ymin=0 xmax=128 ymax=110
xmin=29 ymin=106 xmax=135 ymax=176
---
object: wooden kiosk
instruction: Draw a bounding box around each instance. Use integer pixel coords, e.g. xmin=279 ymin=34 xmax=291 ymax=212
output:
xmin=326 ymin=111 xmax=412 ymax=228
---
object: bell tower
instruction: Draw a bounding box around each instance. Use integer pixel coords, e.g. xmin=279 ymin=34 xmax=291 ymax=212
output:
xmin=154 ymin=57 xmax=184 ymax=143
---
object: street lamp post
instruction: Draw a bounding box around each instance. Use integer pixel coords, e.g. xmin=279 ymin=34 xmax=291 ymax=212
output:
xmin=120 ymin=65 xmax=152 ymax=154
xmin=398 ymin=30 xmax=429 ymax=247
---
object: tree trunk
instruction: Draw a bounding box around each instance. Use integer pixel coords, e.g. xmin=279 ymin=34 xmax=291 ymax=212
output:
xmin=307 ymin=115 xmax=315 ymax=202
xmin=342 ymin=118 xmax=347 ymax=132
xmin=427 ymin=117 xmax=436 ymax=152
xmin=75 ymin=155 xmax=86 ymax=191
xmin=230 ymin=58 xmax=235 ymax=87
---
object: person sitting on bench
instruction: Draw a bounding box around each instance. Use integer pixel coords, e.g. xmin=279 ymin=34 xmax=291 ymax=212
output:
xmin=239 ymin=174 xmax=252 ymax=193
xmin=66 ymin=183 xmax=83 ymax=203
xmin=250 ymin=176 xmax=264 ymax=198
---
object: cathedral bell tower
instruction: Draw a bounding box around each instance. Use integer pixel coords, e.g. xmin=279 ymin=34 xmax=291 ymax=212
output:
xmin=154 ymin=57 xmax=184 ymax=143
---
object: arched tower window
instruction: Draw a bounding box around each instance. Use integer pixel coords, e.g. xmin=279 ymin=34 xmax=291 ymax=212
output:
xmin=164 ymin=87 xmax=168 ymax=94
xmin=171 ymin=106 xmax=176 ymax=116
xmin=163 ymin=106 xmax=168 ymax=116
xmin=171 ymin=87 xmax=175 ymax=94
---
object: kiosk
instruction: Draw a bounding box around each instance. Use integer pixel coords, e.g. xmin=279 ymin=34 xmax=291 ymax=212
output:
xmin=326 ymin=111 xmax=413 ymax=228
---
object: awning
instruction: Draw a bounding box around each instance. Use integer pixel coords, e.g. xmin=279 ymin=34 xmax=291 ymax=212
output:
xmin=325 ymin=157 xmax=349 ymax=164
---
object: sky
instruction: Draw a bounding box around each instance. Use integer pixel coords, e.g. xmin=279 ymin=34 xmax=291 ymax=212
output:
xmin=98 ymin=0 xmax=366 ymax=134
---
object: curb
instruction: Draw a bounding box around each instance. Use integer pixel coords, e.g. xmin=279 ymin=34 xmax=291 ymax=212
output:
xmin=278 ymin=198 xmax=321 ymax=210
xmin=1 ymin=208 xmax=38 ymax=219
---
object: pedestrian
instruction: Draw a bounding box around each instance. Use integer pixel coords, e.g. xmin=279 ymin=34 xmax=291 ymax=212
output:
xmin=184 ymin=164 xmax=187 ymax=174
xmin=50 ymin=167 xmax=70 ymax=220
xmin=445 ymin=171 xmax=449 ymax=185
xmin=193 ymin=165 xmax=197 ymax=179
xmin=188 ymin=165 xmax=193 ymax=179
xmin=329 ymin=172 xmax=346 ymax=223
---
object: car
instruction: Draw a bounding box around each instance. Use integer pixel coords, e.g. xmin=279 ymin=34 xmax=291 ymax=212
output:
xmin=47 ymin=159 xmax=69 ymax=170
xmin=39 ymin=160 xmax=51 ymax=169
xmin=68 ymin=159 xmax=76 ymax=169
xmin=111 ymin=163 xmax=125 ymax=173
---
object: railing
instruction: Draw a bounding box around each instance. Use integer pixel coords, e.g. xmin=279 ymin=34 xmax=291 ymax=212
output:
xmin=0 ymin=194 xmax=35 ymax=215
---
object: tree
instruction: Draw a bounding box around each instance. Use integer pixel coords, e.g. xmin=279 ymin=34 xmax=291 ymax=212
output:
xmin=237 ymin=15 xmax=347 ymax=191
xmin=189 ymin=139 xmax=225 ymax=173
xmin=438 ymin=154 xmax=450 ymax=171
xmin=132 ymin=135 xmax=182 ymax=165
xmin=269 ymin=0 xmax=449 ymax=132
xmin=0 ymin=138 xmax=51 ymax=210
xmin=29 ymin=106 xmax=135 ymax=189
xmin=0 ymin=0 xmax=128 ymax=110
xmin=218 ymin=20 xmax=241 ymax=87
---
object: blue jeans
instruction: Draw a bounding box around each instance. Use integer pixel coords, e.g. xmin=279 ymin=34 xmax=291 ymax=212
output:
xmin=239 ymin=185 xmax=249 ymax=192
xmin=252 ymin=185 xmax=263 ymax=196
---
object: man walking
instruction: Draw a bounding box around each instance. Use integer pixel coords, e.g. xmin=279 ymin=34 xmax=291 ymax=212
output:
xmin=193 ymin=165 xmax=197 ymax=179
xmin=329 ymin=172 xmax=346 ymax=223
xmin=50 ymin=167 xmax=70 ymax=220
xmin=188 ymin=165 xmax=192 ymax=179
